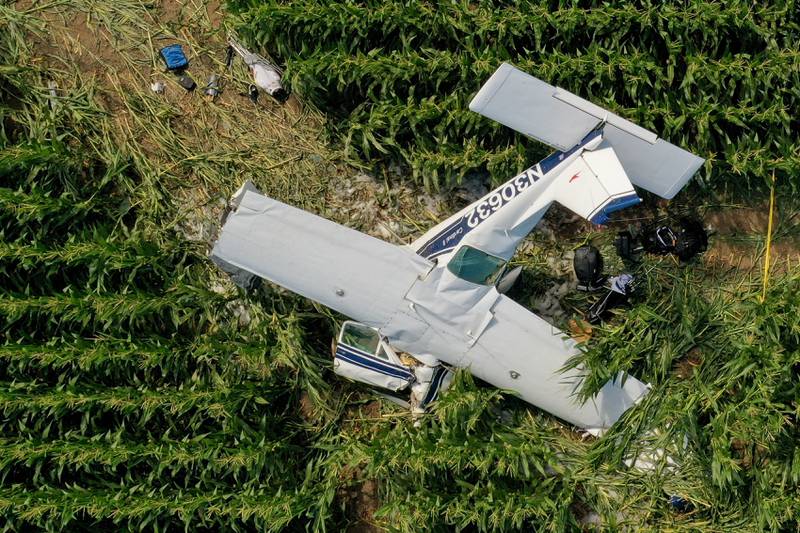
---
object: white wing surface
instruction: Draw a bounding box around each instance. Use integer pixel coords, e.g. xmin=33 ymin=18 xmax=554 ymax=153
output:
xmin=465 ymin=295 xmax=650 ymax=434
xmin=210 ymin=183 xmax=433 ymax=328
xmin=469 ymin=63 xmax=704 ymax=199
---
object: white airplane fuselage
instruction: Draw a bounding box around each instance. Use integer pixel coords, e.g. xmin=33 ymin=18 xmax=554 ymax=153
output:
xmin=396 ymin=130 xmax=607 ymax=356
xmin=209 ymin=62 xmax=705 ymax=434
xmin=209 ymin=128 xmax=649 ymax=433
xmin=362 ymin=131 xmax=648 ymax=434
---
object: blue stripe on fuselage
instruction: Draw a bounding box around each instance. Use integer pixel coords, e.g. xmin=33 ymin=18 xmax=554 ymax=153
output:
xmin=415 ymin=166 xmax=542 ymax=259
xmin=539 ymin=129 xmax=602 ymax=175
xmin=420 ymin=366 xmax=449 ymax=407
xmin=335 ymin=344 xmax=414 ymax=380
xmin=415 ymin=130 xmax=603 ymax=260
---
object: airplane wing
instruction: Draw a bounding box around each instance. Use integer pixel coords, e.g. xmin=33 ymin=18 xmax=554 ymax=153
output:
xmin=464 ymin=294 xmax=650 ymax=434
xmin=210 ymin=182 xmax=433 ymax=328
xmin=469 ymin=63 xmax=704 ymax=199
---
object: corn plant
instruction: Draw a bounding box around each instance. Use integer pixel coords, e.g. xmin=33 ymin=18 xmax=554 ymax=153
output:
xmin=233 ymin=0 xmax=800 ymax=193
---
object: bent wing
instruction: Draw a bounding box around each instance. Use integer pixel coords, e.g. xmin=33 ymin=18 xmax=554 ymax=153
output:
xmin=465 ymin=295 xmax=649 ymax=434
xmin=469 ymin=63 xmax=704 ymax=199
xmin=210 ymin=183 xmax=433 ymax=328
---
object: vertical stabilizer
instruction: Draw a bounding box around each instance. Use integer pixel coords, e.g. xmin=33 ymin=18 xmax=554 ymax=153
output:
xmin=551 ymin=144 xmax=640 ymax=225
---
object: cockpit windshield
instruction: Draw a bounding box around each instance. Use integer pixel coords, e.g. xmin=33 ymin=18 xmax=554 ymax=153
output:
xmin=446 ymin=245 xmax=507 ymax=285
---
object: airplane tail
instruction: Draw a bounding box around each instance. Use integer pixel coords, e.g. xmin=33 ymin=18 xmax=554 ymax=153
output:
xmin=549 ymin=143 xmax=641 ymax=225
xmin=470 ymin=63 xmax=705 ymax=199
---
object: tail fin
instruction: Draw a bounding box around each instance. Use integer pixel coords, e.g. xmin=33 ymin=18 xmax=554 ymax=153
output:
xmin=470 ymin=63 xmax=705 ymax=199
xmin=550 ymin=144 xmax=640 ymax=225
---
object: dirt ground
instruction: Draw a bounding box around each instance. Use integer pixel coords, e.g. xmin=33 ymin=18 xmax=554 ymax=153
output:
xmin=704 ymin=204 xmax=799 ymax=272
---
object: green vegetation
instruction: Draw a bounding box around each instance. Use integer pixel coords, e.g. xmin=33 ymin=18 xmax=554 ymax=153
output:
xmin=228 ymin=0 xmax=800 ymax=193
xmin=1 ymin=1 xmax=798 ymax=531
xmin=0 ymin=5 xmax=334 ymax=530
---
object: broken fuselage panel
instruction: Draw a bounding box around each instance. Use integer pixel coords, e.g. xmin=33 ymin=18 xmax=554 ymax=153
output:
xmin=333 ymin=320 xmax=453 ymax=411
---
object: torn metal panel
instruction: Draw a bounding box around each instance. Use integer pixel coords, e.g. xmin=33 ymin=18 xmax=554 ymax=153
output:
xmin=333 ymin=344 xmax=414 ymax=392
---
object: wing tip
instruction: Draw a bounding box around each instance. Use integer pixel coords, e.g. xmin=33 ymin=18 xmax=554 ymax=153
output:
xmin=469 ymin=62 xmax=515 ymax=114
xmin=659 ymin=154 xmax=706 ymax=199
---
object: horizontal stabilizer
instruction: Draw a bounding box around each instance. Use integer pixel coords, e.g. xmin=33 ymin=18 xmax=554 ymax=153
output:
xmin=469 ymin=63 xmax=705 ymax=199
xmin=469 ymin=63 xmax=600 ymax=151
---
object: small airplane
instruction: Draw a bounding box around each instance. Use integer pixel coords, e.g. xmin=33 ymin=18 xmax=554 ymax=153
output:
xmin=210 ymin=63 xmax=704 ymax=435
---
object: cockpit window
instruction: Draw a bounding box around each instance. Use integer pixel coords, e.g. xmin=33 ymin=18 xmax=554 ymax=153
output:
xmin=446 ymin=245 xmax=507 ymax=285
xmin=341 ymin=322 xmax=380 ymax=354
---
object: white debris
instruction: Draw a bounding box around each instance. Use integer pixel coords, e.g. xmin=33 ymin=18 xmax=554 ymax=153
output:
xmin=150 ymin=81 xmax=166 ymax=94
xmin=533 ymin=280 xmax=576 ymax=323
xmin=226 ymin=301 xmax=251 ymax=328
xmin=251 ymin=63 xmax=282 ymax=95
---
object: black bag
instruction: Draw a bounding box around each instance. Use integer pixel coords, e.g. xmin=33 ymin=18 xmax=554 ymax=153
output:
xmin=573 ymin=245 xmax=605 ymax=291
xmin=674 ymin=217 xmax=708 ymax=261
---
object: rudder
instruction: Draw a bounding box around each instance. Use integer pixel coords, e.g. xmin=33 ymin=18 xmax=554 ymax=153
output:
xmin=550 ymin=144 xmax=640 ymax=225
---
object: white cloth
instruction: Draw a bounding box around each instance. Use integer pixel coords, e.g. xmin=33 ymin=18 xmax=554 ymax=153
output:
xmin=251 ymin=64 xmax=283 ymax=95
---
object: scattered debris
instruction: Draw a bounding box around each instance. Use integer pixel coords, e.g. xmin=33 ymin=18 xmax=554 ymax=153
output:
xmin=247 ymin=83 xmax=258 ymax=103
xmin=669 ymin=495 xmax=692 ymax=513
xmin=159 ymin=43 xmax=189 ymax=72
xmin=225 ymin=45 xmax=235 ymax=69
xmin=573 ymin=245 xmax=636 ymax=324
xmin=229 ymin=35 xmax=288 ymax=102
xmin=533 ymin=278 xmax=575 ymax=323
xmin=46 ymin=80 xmax=58 ymax=110
xmin=568 ymin=318 xmax=593 ymax=343
xmin=177 ymin=73 xmax=196 ymax=92
xmin=586 ymin=273 xmax=636 ymax=324
xmin=616 ymin=216 xmax=708 ymax=263
xmin=150 ymin=80 xmax=165 ymax=94
xmin=204 ymin=74 xmax=220 ymax=98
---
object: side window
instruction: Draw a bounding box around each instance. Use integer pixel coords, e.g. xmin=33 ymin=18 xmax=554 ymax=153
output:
xmin=375 ymin=345 xmax=391 ymax=362
xmin=446 ymin=245 xmax=507 ymax=285
xmin=340 ymin=322 xmax=380 ymax=355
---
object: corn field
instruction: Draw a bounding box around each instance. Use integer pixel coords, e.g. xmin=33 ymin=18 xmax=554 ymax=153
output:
xmin=2 ymin=0 xmax=800 ymax=531
xmin=228 ymin=0 xmax=800 ymax=192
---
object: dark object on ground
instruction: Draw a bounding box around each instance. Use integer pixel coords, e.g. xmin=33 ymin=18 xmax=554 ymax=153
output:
xmin=641 ymin=224 xmax=678 ymax=255
xmin=674 ymin=217 xmax=708 ymax=261
xmin=177 ymin=74 xmax=196 ymax=91
xmin=668 ymin=495 xmax=692 ymax=513
xmin=272 ymin=87 xmax=289 ymax=103
xmin=248 ymin=84 xmax=259 ymax=103
xmin=586 ymin=274 xmax=636 ymax=324
xmin=159 ymin=44 xmax=189 ymax=72
xmin=574 ymin=245 xmax=605 ymax=291
xmin=617 ymin=216 xmax=708 ymax=263
xmin=225 ymin=45 xmax=235 ymax=69
xmin=615 ymin=230 xmax=642 ymax=262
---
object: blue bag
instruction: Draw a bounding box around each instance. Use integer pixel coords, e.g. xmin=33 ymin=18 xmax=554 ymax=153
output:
xmin=159 ymin=44 xmax=189 ymax=71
